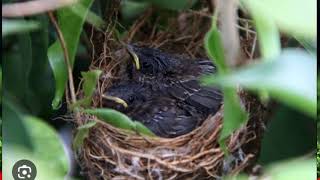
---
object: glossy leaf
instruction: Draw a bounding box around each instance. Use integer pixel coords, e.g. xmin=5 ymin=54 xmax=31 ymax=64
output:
xmin=24 ymin=116 xmax=69 ymax=175
xmin=203 ymin=49 xmax=317 ymax=117
xmin=73 ymin=121 xmax=97 ymax=150
xmin=84 ymin=108 xmax=155 ymax=136
xmin=241 ymin=0 xmax=316 ymax=39
xmin=2 ymin=19 xmax=40 ymax=37
xmin=48 ymin=0 xmax=94 ymax=109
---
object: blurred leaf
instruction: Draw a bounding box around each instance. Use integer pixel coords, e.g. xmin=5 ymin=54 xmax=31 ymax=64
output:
xmin=73 ymin=70 xmax=102 ymax=107
xmin=0 ymin=66 xmax=2 ymax=104
xmin=121 ymin=0 xmax=150 ymax=20
xmin=2 ymin=32 xmax=42 ymax=114
xmin=29 ymin=15 xmax=55 ymax=117
xmin=84 ymin=108 xmax=155 ymax=136
xmin=204 ymin=17 xmax=248 ymax=149
xmin=3 ymin=145 xmax=68 ymax=180
xmin=48 ymin=0 xmax=95 ymax=109
xmin=219 ymin=88 xmax=248 ymax=142
xmin=204 ymin=21 xmax=228 ymax=74
xmin=73 ymin=121 xmax=97 ymax=150
xmin=24 ymin=116 xmax=69 ymax=175
xmin=203 ymin=49 xmax=316 ymax=117
xmin=70 ymin=4 xmax=105 ymax=29
xmin=294 ymin=37 xmax=317 ymax=56
xmin=149 ymin=0 xmax=197 ymax=10
xmin=241 ymin=1 xmax=280 ymax=59
xmin=134 ymin=121 xmax=156 ymax=136
xmin=2 ymin=19 xmax=40 ymax=37
xmin=241 ymin=0 xmax=316 ymax=39
xmin=263 ymin=158 xmax=315 ymax=180
xmin=2 ymin=97 xmax=33 ymax=150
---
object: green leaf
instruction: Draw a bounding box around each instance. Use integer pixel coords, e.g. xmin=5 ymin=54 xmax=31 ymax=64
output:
xmin=3 ymin=145 xmax=68 ymax=180
xmin=24 ymin=116 xmax=69 ymax=176
xmin=70 ymin=4 xmax=106 ymax=29
xmin=219 ymin=88 xmax=248 ymax=142
xmin=73 ymin=121 xmax=97 ymax=150
xmin=241 ymin=1 xmax=280 ymax=59
xmin=2 ymin=19 xmax=40 ymax=37
xmin=204 ymin=18 xmax=248 ymax=150
xmin=77 ymin=70 xmax=102 ymax=107
xmin=48 ymin=43 xmax=68 ymax=109
xmin=241 ymin=0 xmax=316 ymax=39
xmin=134 ymin=121 xmax=156 ymax=136
xmin=2 ymin=97 xmax=33 ymax=150
xmin=203 ymin=49 xmax=316 ymax=117
xmin=204 ymin=24 xmax=228 ymax=74
xmin=264 ymin=158 xmax=315 ymax=180
xmin=84 ymin=108 xmax=155 ymax=136
xmin=48 ymin=0 xmax=95 ymax=109
xmin=29 ymin=15 xmax=55 ymax=117
xmin=294 ymin=36 xmax=317 ymax=56
xmin=121 ymin=0 xmax=150 ymax=20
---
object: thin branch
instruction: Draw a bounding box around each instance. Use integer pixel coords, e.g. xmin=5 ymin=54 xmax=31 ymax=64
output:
xmin=48 ymin=12 xmax=77 ymax=105
xmin=2 ymin=0 xmax=76 ymax=17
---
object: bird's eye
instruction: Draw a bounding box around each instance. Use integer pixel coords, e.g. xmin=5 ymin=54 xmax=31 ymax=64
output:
xmin=128 ymin=96 xmax=134 ymax=103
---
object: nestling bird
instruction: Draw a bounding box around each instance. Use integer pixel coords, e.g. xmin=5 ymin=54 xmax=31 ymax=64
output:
xmin=103 ymin=45 xmax=223 ymax=138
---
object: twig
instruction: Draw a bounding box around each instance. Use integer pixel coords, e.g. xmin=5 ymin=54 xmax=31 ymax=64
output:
xmin=48 ymin=12 xmax=77 ymax=105
xmin=2 ymin=0 xmax=76 ymax=17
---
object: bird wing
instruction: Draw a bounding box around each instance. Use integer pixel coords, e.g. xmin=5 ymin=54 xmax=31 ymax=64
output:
xmin=130 ymin=98 xmax=199 ymax=138
xmin=166 ymin=78 xmax=223 ymax=113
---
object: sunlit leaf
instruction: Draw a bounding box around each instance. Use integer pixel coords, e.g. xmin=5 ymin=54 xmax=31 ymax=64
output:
xmin=48 ymin=0 xmax=95 ymax=109
xmin=241 ymin=0 xmax=316 ymax=39
xmin=3 ymin=145 xmax=68 ymax=180
xmin=264 ymin=158 xmax=315 ymax=180
xmin=2 ymin=19 xmax=40 ymax=37
xmin=73 ymin=121 xmax=97 ymax=150
xmin=73 ymin=70 xmax=102 ymax=107
xmin=203 ymin=49 xmax=316 ymax=117
xmin=84 ymin=108 xmax=155 ymax=136
xmin=241 ymin=1 xmax=280 ymax=59
xmin=24 ymin=116 xmax=69 ymax=175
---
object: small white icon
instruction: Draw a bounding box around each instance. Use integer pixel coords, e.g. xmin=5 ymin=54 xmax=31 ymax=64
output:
xmin=17 ymin=165 xmax=32 ymax=179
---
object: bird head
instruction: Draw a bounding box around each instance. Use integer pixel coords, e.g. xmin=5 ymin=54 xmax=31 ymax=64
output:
xmin=126 ymin=44 xmax=174 ymax=76
xmin=102 ymin=82 xmax=148 ymax=112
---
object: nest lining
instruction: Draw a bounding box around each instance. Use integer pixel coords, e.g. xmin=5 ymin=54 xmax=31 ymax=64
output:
xmin=75 ymin=2 xmax=267 ymax=179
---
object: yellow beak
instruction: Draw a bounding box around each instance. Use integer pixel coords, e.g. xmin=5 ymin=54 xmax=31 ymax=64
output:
xmin=102 ymin=95 xmax=128 ymax=108
xmin=126 ymin=45 xmax=140 ymax=70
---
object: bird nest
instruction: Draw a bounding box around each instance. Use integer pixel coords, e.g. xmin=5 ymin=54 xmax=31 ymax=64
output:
xmin=75 ymin=2 xmax=269 ymax=179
